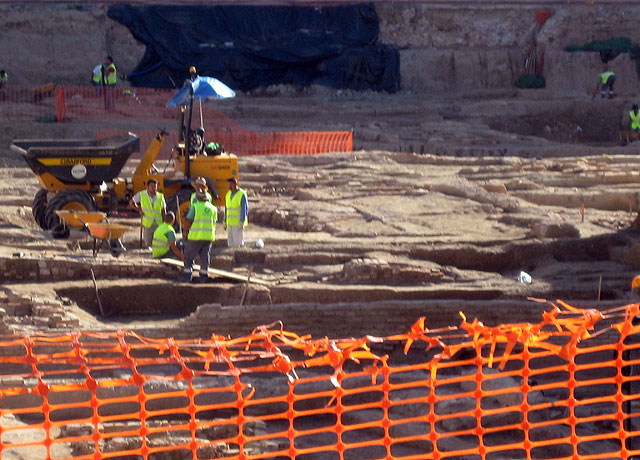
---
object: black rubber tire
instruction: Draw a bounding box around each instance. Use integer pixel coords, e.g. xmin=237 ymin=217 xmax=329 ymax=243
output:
xmin=167 ymin=188 xmax=194 ymax=233
xmin=51 ymin=224 xmax=71 ymax=239
xmin=44 ymin=189 xmax=98 ymax=236
xmin=32 ymin=189 xmax=50 ymax=230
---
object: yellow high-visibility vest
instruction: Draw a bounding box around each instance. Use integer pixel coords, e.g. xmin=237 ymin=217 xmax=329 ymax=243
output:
xmin=140 ymin=191 xmax=164 ymax=228
xmin=92 ymin=66 xmax=102 ymax=84
xmin=599 ymin=71 xmax=615 ymax=84
xmin=225 ymin=188 xmax=248 ymax=227
xmin=630 ymin=111 xmax=640 ymax=130
xmin=106 ymin=63 xmax=117 ymax=85
xmin=188 ymin=201 xmax=217 ymax=241
xmin=152 ymin=222 xmax=175 ymax=258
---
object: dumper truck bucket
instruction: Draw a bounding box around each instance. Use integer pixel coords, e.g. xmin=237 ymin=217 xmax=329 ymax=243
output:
xmin=11 ymin=133 xmax=140 ymax=184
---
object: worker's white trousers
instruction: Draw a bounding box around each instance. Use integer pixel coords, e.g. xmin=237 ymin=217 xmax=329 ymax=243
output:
xmin=227 ymin=225 xmax=244 ymax=247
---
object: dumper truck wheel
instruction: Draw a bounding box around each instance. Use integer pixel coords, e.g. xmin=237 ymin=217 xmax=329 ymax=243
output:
xmin=44 ymin=190 xmax=98 ymax=238
xmin=32 ymin=189 xmax=50 ymax=230
xmin=167 ymin=188 xmax=194 ymax=233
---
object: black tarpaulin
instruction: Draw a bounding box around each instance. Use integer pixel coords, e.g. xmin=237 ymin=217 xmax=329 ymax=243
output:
xmin=107 ymin=4 xmax=400 ymax=93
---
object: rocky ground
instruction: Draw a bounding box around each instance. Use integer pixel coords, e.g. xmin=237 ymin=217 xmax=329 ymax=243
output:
xmin=1 ymin=89 xmax=640 ymax=340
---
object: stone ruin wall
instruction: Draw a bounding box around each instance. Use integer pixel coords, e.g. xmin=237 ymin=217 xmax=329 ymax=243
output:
xmin=2 ymin=3 xmax=640 ymax=96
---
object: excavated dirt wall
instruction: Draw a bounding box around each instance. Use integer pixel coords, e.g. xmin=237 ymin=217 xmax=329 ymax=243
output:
xmin=2 ymin=3 xmax=640 ymax=95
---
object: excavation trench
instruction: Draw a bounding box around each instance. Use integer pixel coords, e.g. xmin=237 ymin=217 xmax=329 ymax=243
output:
xmin=485 ymin=103 xmax=624 ymax=145
xmin=56 ymin=282 xmax=225 ymax=318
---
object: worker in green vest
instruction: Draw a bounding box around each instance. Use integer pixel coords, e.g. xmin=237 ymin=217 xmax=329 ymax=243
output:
xmin=129 ymin=178 xmax=166 ymax=249
xmin=152 ymin=212 xmax=184 ymax=260
xmin=104 ymin=56 xmax=117 ymax=85
xmin=103 ymin=56 xmax=117 ymax=110
xmin=224 ymin=177 xmax=248 ymax=247
xmin=179 ymin=191 xmax=218 ymax=283
xmin=0 ymin=69 xmax=8 ymax=90
xmin=630 ymin=104 xmax=640 ymax=133
xmin=592 ymin=66 xmax=616 ymax=99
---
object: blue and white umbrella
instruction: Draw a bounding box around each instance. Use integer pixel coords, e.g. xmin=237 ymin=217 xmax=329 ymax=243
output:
xmin=166 ymin=76 xmax=235 ymax=107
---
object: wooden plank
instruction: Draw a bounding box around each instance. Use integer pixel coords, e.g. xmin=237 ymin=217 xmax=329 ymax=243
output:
xmin=160 ymin=258 xmax=273 ymax=286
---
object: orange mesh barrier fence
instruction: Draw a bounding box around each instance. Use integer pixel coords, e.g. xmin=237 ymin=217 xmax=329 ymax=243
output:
xmin=55 ymin=86 xmax=183 ymax=122
xmin=98 ymin=128 xmax=353 ymax=159
xmin=2 ymin=301 xmax=640 ymax=460
xmin=209 ymin=130 xmax=353 ymax=155
xmin=1 ymin=85 xmax=352 ymax=155
xmin=0 ymin=84 xmax=59 ymax=122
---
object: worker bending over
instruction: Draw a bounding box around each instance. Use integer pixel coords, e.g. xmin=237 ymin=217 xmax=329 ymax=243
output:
xmin=129 ymin=178 xmax=166 ymax=249
xmin=630 ymin=104 xmax=640 ymax=133
xmin=593 ymin=66 xmax=616 ymax=99
xmin=152 ymin=212 xmax=184 ymax=260
xmin=179 ymin=191 xmax=217 ymax=283
xmin=225 ymin=177 xmax=248 ymax=247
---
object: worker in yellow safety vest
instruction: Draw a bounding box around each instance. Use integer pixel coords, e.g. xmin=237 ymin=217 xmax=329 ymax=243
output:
xmin=104 ymin=56 xmax=117 ymax=85
xmin=592 ymin=66 xmax=616 ymax=99
xmin=152 ymin=212 xmax=184 ymax=260
xmin=0 ymin=69 xmax=8 ymax=89
xmin=179 ymin=191 xmax=218 ymax=283
xmin=102 ymin=56 xmax=117 ymax=110
xmin=224 ymin=177 xmax=248 ymax=248
xmin=129 ymin=178 xmax=166 ymax=249
xmin=630 ymin=104 xmax=640 ymax=132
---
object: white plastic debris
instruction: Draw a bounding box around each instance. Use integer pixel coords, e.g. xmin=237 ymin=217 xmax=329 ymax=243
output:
xmin=255 ymin=239 xmax=264 ymax=249
xmin=517 ymin=271 xmax=532 ymax=284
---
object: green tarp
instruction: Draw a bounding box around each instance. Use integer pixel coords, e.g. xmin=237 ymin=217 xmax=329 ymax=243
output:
xmin=565 ymin=37 xmax=640 ymax=73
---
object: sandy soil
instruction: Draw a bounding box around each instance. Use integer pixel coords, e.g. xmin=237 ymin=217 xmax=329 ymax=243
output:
xmin=2 ymin=89 xmax=640 ymax=339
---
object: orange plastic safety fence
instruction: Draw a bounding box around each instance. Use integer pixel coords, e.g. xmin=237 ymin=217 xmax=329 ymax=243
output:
xmin=55 ymin=86 xmax=181 ymax=122
xmin=209 ymin=130 xmax=353 ymax=155
xmin=0 ymin=84 xmax=59 ymax=122
xmin=98 ymin=128 xmax=353 ymax=159
xmin=1 ymin=302 xmax=640 ymax=460
xmin=2 ymin=86 xmax=353 ymax=156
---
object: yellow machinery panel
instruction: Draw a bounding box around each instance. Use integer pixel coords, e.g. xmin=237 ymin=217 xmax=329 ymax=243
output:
xmin=174 ymin=153 xmax=239 ymax=207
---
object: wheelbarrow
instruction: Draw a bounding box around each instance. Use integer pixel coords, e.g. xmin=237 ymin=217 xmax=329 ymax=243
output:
xmin=85 ymin=222 xmax=131 ymax=257
xmin=54 ymin=210 xmax=107 ymax=239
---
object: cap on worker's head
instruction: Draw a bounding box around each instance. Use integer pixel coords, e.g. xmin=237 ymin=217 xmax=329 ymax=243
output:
xmin=147 ymin=178 xmax=158 ymax=185
xmin=189 ymin=66 xmax=197 ymax=74
xmin=195 ymin=177 xmax=206 ymax=186
xmin=227 ymin=177 xmax=237 ymax=184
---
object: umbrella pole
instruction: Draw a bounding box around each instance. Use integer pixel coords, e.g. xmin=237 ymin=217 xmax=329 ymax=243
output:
xmin=185 ymin=88 xmax=194 ymax=178
xmin=199 ymin=99 xmax=204 ymax=130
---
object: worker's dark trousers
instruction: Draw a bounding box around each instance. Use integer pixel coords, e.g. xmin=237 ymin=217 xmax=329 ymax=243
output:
xmin=183 ymin=240 xmax=212 ymax=278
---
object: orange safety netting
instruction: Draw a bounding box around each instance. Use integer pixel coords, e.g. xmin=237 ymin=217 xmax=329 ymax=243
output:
xmin=1 ymin=300 xmax=640 ymax=460
xmin=98 ymin=128 xmax=353 ymax=158
xmin=0 ymin=84 xmax=352 ymax=156
xmin=0 ymin=84 xmax=59 ymax=122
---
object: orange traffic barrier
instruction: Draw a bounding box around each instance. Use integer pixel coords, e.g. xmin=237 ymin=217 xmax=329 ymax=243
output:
xmin=1 ymin=301 xmax=640 ymax=460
